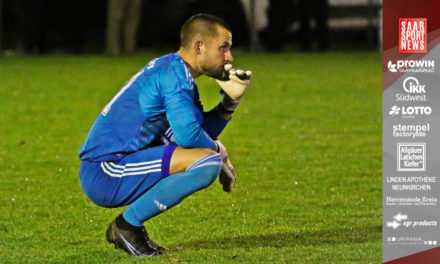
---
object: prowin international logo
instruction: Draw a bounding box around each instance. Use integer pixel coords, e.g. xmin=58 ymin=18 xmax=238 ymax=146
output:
xmin=389 ymin=105 xmax=432 ymax=118
xmin=395 ymin=76 xmax=427 ymax=102
xmin=388 ymin=60 xmax=434 ymax=73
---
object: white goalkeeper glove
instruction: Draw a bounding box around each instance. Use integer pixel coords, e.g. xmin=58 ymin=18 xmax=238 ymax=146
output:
xmin=215 ymin=140 xmax=236 ymax=193
xmin=215 ymin=64 xmax=252 ymax=113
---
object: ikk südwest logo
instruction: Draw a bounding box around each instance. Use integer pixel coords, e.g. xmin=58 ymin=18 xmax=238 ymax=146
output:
xmin=399 ymin=18 xmax=427 ymax=53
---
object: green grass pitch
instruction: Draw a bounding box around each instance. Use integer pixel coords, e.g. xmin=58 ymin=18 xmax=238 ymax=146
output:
xmin=0 ymin=51 xmax=381 ymax=263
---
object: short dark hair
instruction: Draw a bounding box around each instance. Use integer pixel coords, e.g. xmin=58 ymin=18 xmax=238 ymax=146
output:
xmin=180 ymin=14 xmax=231 ymax=49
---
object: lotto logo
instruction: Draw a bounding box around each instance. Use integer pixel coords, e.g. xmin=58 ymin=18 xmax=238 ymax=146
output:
xmin=399 ymin=18 xmax=427 ymax=53
xmin=389 ymin=105 xmax=432 ymax=118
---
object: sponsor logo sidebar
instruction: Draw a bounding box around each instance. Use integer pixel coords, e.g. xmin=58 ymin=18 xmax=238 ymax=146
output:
xmin=385 ymin=18 xmax=436 ymax=248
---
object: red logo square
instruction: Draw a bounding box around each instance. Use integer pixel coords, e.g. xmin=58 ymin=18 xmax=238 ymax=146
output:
xmin=399 ymin=18 xmax=427 ymax=53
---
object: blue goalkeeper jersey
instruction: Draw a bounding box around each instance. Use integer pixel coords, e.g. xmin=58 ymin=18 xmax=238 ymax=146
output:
xmin=79 ymin=53 xmax=228 ymax=162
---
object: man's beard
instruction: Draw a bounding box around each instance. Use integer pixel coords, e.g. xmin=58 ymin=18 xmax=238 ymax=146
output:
xmin=205 ymin=65 xmax=228 ymax=81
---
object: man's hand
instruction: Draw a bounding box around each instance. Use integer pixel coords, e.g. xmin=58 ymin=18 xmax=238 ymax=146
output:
xmin=215 ymin=140 xmax=236 ymax=193
xmin=215 ymin=64 xmax=252 ymax=113
xmin=216 ymin=64 xmax=252 ymax=99
xmin=219 ymin=158 xmax=235 ymax=193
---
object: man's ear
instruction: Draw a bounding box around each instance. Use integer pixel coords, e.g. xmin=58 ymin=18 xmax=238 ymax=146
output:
xmin=194 ymin=40 xmax=203 ymax=54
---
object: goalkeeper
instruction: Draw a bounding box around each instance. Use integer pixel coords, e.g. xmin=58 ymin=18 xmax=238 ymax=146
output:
xmin=78 ymin=14 xmax=251 ymax=257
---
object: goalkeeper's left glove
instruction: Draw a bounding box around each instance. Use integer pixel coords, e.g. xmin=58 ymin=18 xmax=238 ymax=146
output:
xmin=215 ymin=140 xmax=236 ymax=193
xmin=215 ymin=64 xmax=252 ymax=113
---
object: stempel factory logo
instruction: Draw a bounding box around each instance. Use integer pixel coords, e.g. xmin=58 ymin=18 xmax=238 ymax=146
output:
xmin=399 ymin=18 xmax=427 ymax=53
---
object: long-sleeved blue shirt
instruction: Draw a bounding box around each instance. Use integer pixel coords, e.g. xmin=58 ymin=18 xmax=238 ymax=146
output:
xmin=79 ymin=53 xmax=229 ymax=162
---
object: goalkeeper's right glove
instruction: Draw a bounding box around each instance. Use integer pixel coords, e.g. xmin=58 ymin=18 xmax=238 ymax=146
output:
xmin=215 ymin=64 xmax=252 ymax=113
xmin=215 ymin=140 xmax=236 ymax=193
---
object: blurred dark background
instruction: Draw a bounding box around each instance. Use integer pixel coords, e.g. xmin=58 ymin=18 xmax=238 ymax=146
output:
xmin=0 ymin=0 xmax=382 ymax=55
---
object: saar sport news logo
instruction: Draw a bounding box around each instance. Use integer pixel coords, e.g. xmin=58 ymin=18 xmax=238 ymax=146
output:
xmin=399 ymin=18 xmax=427 ymax=53
xmin=389 ymin=105 xmax=432 ymax=118
xmin=395 ymin=76 xmax=426 ymax=102
xmin=388 ymin=60 xmax=434 ymax=73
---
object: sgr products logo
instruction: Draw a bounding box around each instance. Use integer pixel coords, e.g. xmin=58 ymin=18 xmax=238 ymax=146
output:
xmin=399 ymin=18 xmax=427 ymax=53
xmin=387 ymin=60 xmax=434 ymax=73
xmin=396 ymin=76 xmax=427 ymax=101
xmin=386 ymin=212 xmax=435 ymax=229
xmin=392 ymin=123 xmax=430 ymax=138
xmin=389 ymin=105 xmax=432 ymax=118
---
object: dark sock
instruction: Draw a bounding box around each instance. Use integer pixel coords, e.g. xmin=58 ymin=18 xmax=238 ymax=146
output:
xmin=116 ymin=214 xmax=140 ymax=231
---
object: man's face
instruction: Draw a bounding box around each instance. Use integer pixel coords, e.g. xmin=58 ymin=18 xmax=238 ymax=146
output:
xmin=198 ymin=25 xmax=233 ymax=79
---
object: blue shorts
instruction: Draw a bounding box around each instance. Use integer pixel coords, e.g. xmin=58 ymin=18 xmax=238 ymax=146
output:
xmin=79 ymin=144 xmax=177 ymax=208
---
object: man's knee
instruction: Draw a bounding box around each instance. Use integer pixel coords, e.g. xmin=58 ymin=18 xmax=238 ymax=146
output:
xmin=184 ymin=152 xmax=222 ymax=189
xmin=169 ymin=147 xmax=217 ymax=175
